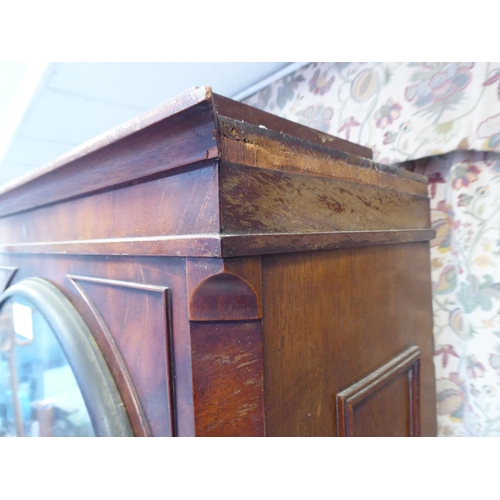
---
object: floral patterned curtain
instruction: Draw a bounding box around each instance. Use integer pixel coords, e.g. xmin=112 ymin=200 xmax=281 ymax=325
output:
xmin=243 ymin=62 xmax=500 ymax=436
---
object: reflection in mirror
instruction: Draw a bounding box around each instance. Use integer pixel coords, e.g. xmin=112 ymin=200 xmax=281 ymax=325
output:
xmin=0 ymin=297 xmax=94 ymax=437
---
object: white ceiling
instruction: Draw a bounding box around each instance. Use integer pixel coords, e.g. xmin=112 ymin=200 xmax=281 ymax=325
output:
xmin=0 ymin=62 xmax=302 ymax=186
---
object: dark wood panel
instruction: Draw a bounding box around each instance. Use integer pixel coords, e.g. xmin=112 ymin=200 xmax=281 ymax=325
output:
xmin=0 ymin=162 xmax=220 ymax=247
xmin=68 ymin=275 xmax=174 ymax=437
xmin=72 ymin=278 xmax=173 ymax=436
xmin=261 ymin=243 xmax=436 ymax=437
xmin=0 ymin=94 xmax=217 ymax=218
xmin=0 ymin=253 xmax=196 ymax=437
xmin=220 ymin=163 xmax=430 ymax=235
xmin=349 ymin=370 xmax=411 ymax=437
xmin=336 ymin=346 xmax=421 ymax=437
xmin=190 ymin=320 xmax=265 ymax=436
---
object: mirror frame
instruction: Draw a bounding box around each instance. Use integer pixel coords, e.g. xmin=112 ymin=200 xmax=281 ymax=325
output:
xmin=0 ymin=277 xmax=133 ymax=437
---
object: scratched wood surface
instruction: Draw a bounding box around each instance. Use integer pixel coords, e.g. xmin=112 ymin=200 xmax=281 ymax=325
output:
xmin=0 ymin=87 xmax=431 ymax=259
xmin=216 ymin=115 xmax=426 ymax=194
xmin=0 ymin=86 xmax=436 ymax=436
xmin=219 ymin=162 xmax=430 ymax=235
xmin=212 ymin=93 xmax=373 ymax=160
xmin=0 ymin=87 xmax=426 ymax=220
xmin=186 ymin=257 xmax=266 ymax=435
xmin=0 ymin=157 xmax=431 ymax=257
xmin=190 ymin=320 xmax=266 ymax=436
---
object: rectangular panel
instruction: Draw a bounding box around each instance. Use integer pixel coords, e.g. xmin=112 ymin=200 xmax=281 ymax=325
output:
xmin=191 ymin=321 xmax=265 ymax=436
xmin=336 ymin=346 xmax=421 ymax=437
xmin=69 ymin=277 xmax=174 ymax=437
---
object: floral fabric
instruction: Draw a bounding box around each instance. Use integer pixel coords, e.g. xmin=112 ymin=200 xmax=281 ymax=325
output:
xmin=243 ymin=63 xmax=500 ymax=436
xmin=413 ymin=151 xmax=500 ymax=436
xmin=244 ymin=62 xmax=500 ymax=164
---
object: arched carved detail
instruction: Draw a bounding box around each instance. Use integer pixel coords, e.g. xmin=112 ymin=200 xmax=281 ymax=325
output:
xmin=189 ymin=272 xmax=261 ymax=321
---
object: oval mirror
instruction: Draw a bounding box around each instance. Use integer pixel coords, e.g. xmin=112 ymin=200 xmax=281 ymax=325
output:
xmin=0 ymin=278 xmax=132 ymax=437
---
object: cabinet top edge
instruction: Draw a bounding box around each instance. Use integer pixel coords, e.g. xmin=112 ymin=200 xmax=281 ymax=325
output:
xmin=0 ymin=86 xmax=427 ymax=207
xmin=0 ymin=86 xmax=214 ymax=198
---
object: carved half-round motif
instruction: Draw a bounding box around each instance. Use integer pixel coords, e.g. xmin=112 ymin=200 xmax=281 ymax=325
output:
xmin=189 ymin=273 xmax=261 ymax=321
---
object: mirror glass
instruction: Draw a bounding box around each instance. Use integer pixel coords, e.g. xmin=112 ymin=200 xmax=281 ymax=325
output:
xmin=0 ymin=296 xmax=94 ymax=437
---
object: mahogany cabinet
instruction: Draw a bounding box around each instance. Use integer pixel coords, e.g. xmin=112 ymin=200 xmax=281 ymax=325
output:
xmin=0 ymin=87 xmax=437 ymax=436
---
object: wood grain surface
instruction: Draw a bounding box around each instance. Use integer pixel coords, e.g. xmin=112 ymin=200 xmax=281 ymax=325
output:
xmin=186 ymin=257 xmax=266 ymax=436
xmin=336 ymin=346 xmax=421 ymax=437
xmin=0 ymin=253 xmax=196 ymax=436
xmin=260 ymin=242 xmax=436 ymax=437
xmin=0 ymin=87 xmax=436 ymax=437
xmin=219 ymin=163 xmax=430 ymax=235
xmin=0 ymin=162 xmax=220 ymax=252
xmin=213 ymin=93 xmax=373 ymax=159
xmin=190 ymin=320 xmax=266 ymax=436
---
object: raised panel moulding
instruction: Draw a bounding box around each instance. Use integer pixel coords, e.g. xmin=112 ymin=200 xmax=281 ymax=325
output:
xmin=336 ymin=345 xmax=421 ymax=437
xmin=67 ymin=274 xmax=174 ymax=437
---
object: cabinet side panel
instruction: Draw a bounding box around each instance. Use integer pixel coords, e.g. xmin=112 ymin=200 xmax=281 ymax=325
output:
xmin=261 ymin=242 xmax=436 ymax=437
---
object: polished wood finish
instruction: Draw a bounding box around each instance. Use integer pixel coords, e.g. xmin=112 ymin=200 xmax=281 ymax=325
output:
xmin=186 ymin=257 xmax=266 ymax=435
xmin=0 ymin=87 xmax=436 ymax=436
xmin=336 ymin=346 xmax=421 ymax=437
xmin=67 ymin=274 xmax=172 ymax=437
xmin=260 ymin=243 xmax=436 ymax=437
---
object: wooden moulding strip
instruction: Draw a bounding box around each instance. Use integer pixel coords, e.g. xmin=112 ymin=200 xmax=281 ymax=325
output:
xmin=220 ymin=229 xmax=436 ymax=257
xmin=0 ymin=235 xmax=223 ymax=257
xmin=0 ymin=87 xmax=213 ymax=194
xmin=0 ymin=97 xmax=218 ymax=219
xmin=336 ymin=346 xmax=421 ymax=437
xmin=0 ymin=229 xmax=435 ymax=257
xmin=220 ymin=135 xmax=428 ymax=197
xmin=212 ymin=93 xmax=373 ymax=160
xmin=216 ymin=116 xmax=428 ymax=196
